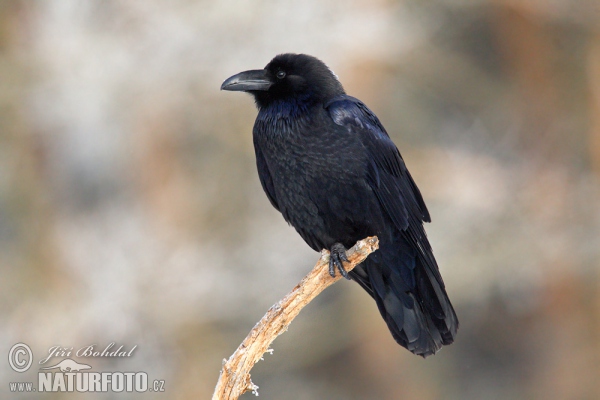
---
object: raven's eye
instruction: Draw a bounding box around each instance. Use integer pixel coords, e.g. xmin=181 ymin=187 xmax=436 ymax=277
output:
xmin=276 ymin=71 xmax=286 ymax=79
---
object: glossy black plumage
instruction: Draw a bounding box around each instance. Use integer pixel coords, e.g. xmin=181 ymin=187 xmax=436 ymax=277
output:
xmin=221 ymin=53 xmax=458 ymax=357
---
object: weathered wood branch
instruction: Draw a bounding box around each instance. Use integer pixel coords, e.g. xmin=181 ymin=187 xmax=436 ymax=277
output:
xmin=212 ymin=236 xmax=379 ymax=400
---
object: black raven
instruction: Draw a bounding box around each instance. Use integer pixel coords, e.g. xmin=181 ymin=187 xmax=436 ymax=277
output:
xmin=221 ymin=53 xmax=458 ymax=357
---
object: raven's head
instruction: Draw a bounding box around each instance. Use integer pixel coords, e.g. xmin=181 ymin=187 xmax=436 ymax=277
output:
xmin=221 ymin=53 xmax=345 ymax=108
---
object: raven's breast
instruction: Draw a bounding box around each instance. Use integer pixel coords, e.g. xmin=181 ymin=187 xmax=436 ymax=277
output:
xmin=254 ymin=111 xmax=386 ymax=251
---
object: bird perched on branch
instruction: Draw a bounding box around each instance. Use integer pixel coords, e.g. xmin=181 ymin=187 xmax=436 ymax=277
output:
xmin=221 ymin=53 xmax=458 ymax=357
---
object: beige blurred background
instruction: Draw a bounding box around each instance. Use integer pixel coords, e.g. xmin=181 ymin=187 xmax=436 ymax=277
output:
xmin=2 ymin=0 xmax=600 ymax=399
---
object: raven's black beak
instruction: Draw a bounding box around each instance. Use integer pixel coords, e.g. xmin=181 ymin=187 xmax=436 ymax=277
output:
xmin=221 ymin=69 xmax=272 ymax=92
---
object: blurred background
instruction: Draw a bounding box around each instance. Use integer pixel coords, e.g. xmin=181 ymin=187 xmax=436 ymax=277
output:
xmin=1 ymin=0 xmax=599 ymax=399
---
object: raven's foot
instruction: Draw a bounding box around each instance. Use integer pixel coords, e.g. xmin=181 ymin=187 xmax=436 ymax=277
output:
xmin=329 ymin=243 xmax=350 ymax=280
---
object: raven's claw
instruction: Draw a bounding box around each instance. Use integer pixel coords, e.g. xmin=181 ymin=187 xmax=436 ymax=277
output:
xmin=329 ymin=243 xmax=350 ymax=280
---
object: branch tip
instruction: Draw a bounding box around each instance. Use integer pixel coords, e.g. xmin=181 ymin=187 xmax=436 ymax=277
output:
xmin=212 ymin=236 xmax=378 ymax=400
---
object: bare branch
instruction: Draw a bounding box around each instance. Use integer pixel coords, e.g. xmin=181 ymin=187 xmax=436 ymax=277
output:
xmin=212 ymin=236 xmax=379 ymax=400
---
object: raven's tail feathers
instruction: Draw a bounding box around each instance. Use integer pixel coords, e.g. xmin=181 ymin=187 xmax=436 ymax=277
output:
xmin=351 ymin=247 xmax=458 ymax=357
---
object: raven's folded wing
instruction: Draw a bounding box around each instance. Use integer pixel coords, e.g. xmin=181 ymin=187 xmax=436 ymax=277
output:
xmin=325 ymin=95 xmax=430 ymax=228
xmin=326 ymin=95 xmax=457 ymax=356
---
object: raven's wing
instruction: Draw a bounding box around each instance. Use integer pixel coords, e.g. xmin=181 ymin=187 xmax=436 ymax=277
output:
xmin=325 ymin=95 xmax=430 ymax=228
xmin=326 ymin=95 xmax=457 ymax=356
xmin=254 ymin=138 xmax=280 ymax=212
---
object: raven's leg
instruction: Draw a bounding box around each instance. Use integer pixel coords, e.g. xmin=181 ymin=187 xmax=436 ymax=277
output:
xmin=329 ymin=243 xmax=351 ymax=280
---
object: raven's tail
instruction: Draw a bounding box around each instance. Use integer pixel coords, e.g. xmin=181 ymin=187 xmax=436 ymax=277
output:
xmin=349 ymin=237 xmax=458 ymax=357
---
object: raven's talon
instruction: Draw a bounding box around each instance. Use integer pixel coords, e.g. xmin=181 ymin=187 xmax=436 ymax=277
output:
xmin=329 ymin=243 xmax=350 ymax=280
xmin=328 ymin=257 xmax=336 ymax=277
